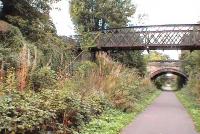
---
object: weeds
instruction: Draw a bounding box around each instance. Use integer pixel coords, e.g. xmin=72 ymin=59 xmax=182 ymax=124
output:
xmin=0 ymin=52 xmax=156 ymax=134
xmin=176 ymin=89 xmax=200 ymax=132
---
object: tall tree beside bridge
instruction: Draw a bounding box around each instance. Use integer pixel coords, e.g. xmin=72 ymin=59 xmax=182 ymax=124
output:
xmin=70 ymin=0 xmax=135 ymax=32
xmin=70 ymin=0 xmax=146 ymax=74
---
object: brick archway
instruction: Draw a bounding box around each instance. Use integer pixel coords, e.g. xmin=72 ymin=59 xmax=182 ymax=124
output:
xmin=150 ymin=68 xmax=188 ymax=80
xmin=147 ymin=60 xmax=188 ymax=80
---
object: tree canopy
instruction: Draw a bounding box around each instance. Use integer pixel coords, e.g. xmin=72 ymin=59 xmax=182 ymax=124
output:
xmin=70 ymin=0 xmax=147 ymax=75
xmin=0 ymin=0 xmax=61 ymax=41
xmin=70 ymin=0 xmax=135 ymax=32
xmin=144 ymin=51 xmax=170 ymax=62
xmin=0 ymin=0 xmax=73 ymax=72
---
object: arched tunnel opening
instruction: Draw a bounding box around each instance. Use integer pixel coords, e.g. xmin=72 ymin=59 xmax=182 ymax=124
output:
xmin=151 ymin=70 xmax=188 ymax=91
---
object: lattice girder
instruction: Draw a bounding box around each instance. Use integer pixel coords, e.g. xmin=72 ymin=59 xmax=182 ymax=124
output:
xmin=73 ymin=24 xmax=200 ymax=50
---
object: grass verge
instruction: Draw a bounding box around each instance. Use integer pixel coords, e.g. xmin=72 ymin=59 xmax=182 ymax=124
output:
xmin=80 ymin=91 xmax=160 ymax=134
xmin=176 ymin=89 xmax=200 ymax=132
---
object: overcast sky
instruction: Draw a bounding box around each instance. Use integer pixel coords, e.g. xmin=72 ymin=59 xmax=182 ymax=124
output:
xmin=50 ymin=0 xmax=200 ymax=59
xmin=133 ymin=0 xmax=200 ymax=25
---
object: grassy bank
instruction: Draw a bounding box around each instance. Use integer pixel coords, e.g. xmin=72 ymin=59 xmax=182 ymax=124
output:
xmin=176 ymin=89 xmax=200 ymax=132
xmin=80 ymin=91 xmax=160 ymax=134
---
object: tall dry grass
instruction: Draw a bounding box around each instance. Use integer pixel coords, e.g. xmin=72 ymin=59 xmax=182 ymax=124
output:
xmin=67 ymin=52 xmax=154 ymax=112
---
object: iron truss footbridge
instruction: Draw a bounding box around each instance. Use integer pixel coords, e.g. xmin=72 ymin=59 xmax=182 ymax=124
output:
xmin=73 ymin=24 xmax=200 ymax=51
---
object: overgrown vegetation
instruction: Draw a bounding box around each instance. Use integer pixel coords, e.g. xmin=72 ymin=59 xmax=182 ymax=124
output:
xmin=144 ymin=51 xmax=170 ymax=61
xmin=70 ymin=0 xmax=135 ymax=31
xmin=81 ymin=91 xmax=159 ymax=134
xmin=70 ymin=0 xmax=147 ymax=75
xmin=0 ymin=52 xmax=156 ymax=133
xmin=176 ymin=50 xmax=200 ymax=132
xmin=180 ymin=51 xmax=200 ymax=102
xmin=0 ymin=0 xmax=158 ymax=133
xmin=176 ymin=89 xmax=200 ymax=132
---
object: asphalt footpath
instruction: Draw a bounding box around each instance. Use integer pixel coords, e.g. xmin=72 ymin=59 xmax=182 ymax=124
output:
xmin=121 ymin=92 xmax=199 ymax=134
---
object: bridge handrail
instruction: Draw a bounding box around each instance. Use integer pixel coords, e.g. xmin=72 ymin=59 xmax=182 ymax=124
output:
xmin=98 ymin=24 xmax=200 ymax=31
xmin=69 ymin=23 xmax=200 ymax=50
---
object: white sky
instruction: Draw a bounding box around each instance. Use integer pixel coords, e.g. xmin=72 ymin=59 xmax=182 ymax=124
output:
xmin=133 ymin=0 xmax=200 ymax=25
xmin=50 ymin=0 xmax=200 ymax=60
xmin=50 ymin=0 xmax=74 ymax=36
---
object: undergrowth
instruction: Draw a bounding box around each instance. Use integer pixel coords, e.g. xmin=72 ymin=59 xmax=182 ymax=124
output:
xmin=80 ymin=91 xmax=160 ymax=134
xmin=176 ymin=89 xmax=200 ymax=132
xmin=0 ymin=52 xmax=157 ymax=134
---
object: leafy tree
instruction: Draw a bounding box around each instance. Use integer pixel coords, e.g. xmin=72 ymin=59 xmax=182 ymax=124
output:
xmin=0 ymin=0 xmax=58 ymax=37
xmin=70 ymin=0 xmax=135 ymax=32
xmin=0 ymin=21 xmax=24 ymax=69
xmin=179 ymin=22 xmax=200 ymax=74
xmin=144 ymin=51 xmax=170 ymax=62
xmin=0 ymin=0 xmax=74 ymax=91
xmin=180 ymin=50 xmax=200 ymax=100
xmin=177 ymin=23 xmax=200 ymax=93
xmin=181 ymin=50 xmax=200 ymax=74
xmin=0 ymin=0 xmax=73 ymax=71
xmin=70 ymin=0 xmax=147 ymax=74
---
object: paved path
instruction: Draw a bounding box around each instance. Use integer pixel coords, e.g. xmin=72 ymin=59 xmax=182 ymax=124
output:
xmin=122 ymin=92 xmax=199 ymax=134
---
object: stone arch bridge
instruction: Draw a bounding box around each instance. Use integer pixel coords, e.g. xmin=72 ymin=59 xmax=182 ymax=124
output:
xmin=147 ymin=60 xmax=188 ymax=80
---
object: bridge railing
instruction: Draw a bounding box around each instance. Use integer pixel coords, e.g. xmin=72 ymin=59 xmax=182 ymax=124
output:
xmin=97 ymin=24 xmax=200 ymax=49
xmin=72 ymin=24 xmax=200 ymax=50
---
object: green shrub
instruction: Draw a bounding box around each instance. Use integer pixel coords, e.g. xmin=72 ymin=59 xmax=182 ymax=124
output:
xmin=81 ymin=91 xmax=159 ymax=134
xmin=3 ymin=68 xmax=17 ymax=92
xmin=0 ymin=90 xmax=54 ymax=134
xmin=30 ymin=66 xmax=57 ymax=91
xmin=76 ymin=60 xmax=97 ymax=78
xmin=0 ymin=53 xmax=156 ymax=134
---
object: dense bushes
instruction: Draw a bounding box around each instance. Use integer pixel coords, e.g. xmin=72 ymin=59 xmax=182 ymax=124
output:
xmin=71 ymin=53 xmax=155 ymax=112
xmin=180 ymin=51 xmax=200 ymax=102
xmin=0 ymin=52 xmax=155 ymax=134
xmin=30 ymin=67 xmax=57 ymax=91
xmin=0 ymin=1 xmax=157 ymax=133
xmin=0 ymin=91 xmax=54 ymax=133
xmin=81 ymin=92 xmax=159 ymax=134
xmin=0 ymin=19 xmax=155 ymax=134
xmin=0 ymin=21 xmax=72 ymax=90
xmin=186 ymin=74 xmax=200 ymax=102
xmin=177 ymin=51 xmax=200 ymax=132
